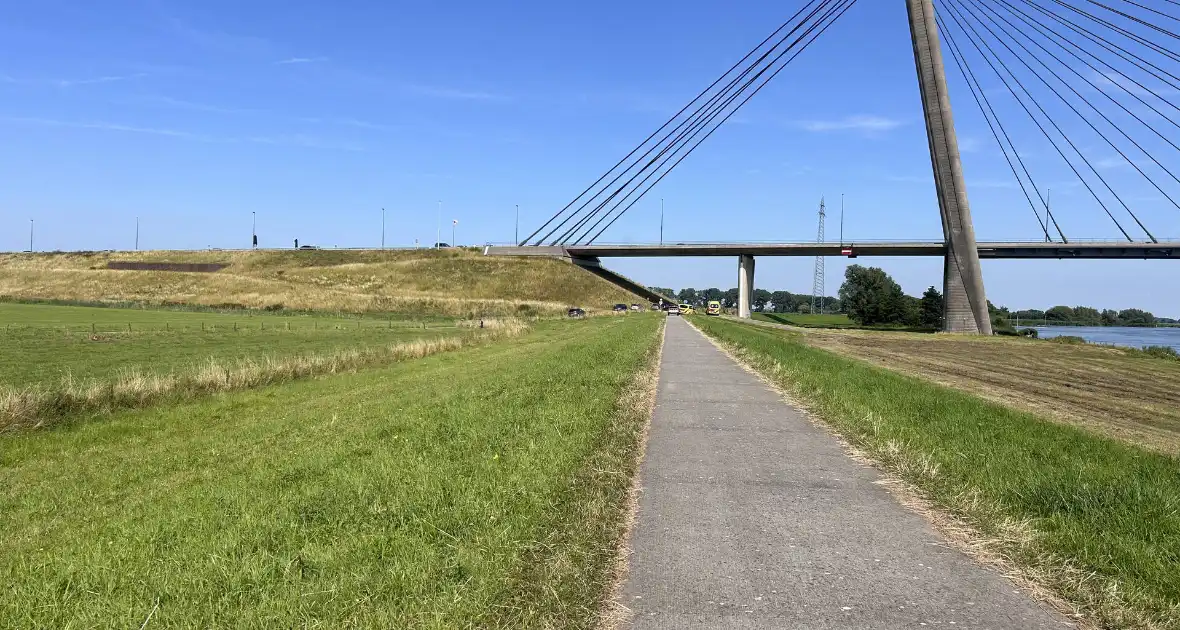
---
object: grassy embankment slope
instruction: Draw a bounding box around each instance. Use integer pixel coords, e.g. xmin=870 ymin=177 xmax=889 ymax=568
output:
xmin=694 ymin=316 xmax=1180 ymax=629
xmin=1 ymin=315 xmax=663 ymax=627
xmin=0 ymin=248 xmax=636 ymax=317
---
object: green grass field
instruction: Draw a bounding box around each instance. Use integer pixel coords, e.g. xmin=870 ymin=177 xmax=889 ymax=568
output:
xmin=1 ymin=303 xmax=454 ymax=388
xmin=693 ymin=316 xmax=1180 ymax=629
xmin=0 ymin=315 xmax=662 ymax=627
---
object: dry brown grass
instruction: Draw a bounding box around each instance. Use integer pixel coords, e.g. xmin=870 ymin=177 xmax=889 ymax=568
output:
xmin=0 ymin=320 xmax=528 ymax=431
xmin=800 ymin=328 xmax=1180 ymax=455
xmin=0 ymin=249 xmax=637 ymax=317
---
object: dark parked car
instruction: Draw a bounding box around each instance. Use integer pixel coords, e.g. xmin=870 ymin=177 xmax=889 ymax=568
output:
xmin=567 ymin=308 xmax=586 ymax=318
xmin=434 ymin=242 xmax=451 ymax=248
xmin=613 ymin=304 xmax=629 ymax=312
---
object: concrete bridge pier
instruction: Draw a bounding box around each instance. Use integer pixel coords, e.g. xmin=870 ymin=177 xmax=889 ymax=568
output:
xmin=738 ymin=254 xmax=755 ymax=319
xmin=908 ymin=0 xmax=993 ymax=334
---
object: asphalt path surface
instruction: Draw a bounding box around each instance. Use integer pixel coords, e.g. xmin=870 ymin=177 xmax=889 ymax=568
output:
xmin=620 ymin=316 xmax=1071 ymax=629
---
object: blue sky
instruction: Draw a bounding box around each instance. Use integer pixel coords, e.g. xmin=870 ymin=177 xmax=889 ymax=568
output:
xmin=2 ymin=0 xmax=1178 ymax=315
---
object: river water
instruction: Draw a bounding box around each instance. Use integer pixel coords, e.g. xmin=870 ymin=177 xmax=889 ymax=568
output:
xmin=1032 ymin=326 xmax=1180 ymax=351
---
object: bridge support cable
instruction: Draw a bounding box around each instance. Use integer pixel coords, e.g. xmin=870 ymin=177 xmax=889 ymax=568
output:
xmin=521 ymin=0 xmax=833 ymax=246
xmin=1082 ymin=0 xmax=1180 ymax=44
xmin=558 ymin=0 xmax=854 ymax=245
xmin=1014 ymin=0 xmax=1180 ymax=97
xmin=1048 ymin=0 xmax=1180 ymax=64
xmin=1002 ymin=0 xmax=1180 ymax=140
xmin=937 ymin=11 xmax=1061 ymax=241
xmin=954 ymin=0 xmax=1178 ymax=232
xmin=937 ymin=0 xmax=1141 ymax=241
xmin=546 ymin=1 xmax=839 ymax=245
xmin=573 ymin=0 xmax=859 ymax=245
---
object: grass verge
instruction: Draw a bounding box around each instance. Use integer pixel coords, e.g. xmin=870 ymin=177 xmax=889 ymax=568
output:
xmin=693 ymin=316 xmax=1180 ymax=629
xmin=1 ymin=315 xmax=662 ymax=627
xmin=1 ymin=302 xmax=457 ymax=388
xmin=2 ymin=320 xmax=527 ymax=431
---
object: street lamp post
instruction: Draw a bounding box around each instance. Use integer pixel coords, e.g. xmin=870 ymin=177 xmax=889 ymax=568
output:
xmin=381 ymin=208 xmax=386 ymax=249
xmin=452 ymin=219 xmax=457 ymax=247
xmin=660 ymin=198 xmax=664 ymax=246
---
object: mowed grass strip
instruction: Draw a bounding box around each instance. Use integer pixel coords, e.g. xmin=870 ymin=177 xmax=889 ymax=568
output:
xmin=0 ymin=315 xmax=662 ymax=628
xmin=0 ymin=302 xmax=454 ymax=388
xmin=1 ymin=321 xmax=525 ymax=432
xmin=693 ymin=316 xmax=1180 ymax=629
xmin=753 ymin=312 xmax=857 ymax=328
xmin=798 ymin=325 xmax=1180 ymax=455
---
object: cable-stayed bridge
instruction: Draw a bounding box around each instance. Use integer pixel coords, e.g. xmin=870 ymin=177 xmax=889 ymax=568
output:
xmin=491 ymin=0 xmax=1180 ymax=333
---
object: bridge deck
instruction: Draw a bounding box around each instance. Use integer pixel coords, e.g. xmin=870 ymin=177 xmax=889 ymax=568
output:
xmin=486 ymin=242 xmax=1180 ymax=259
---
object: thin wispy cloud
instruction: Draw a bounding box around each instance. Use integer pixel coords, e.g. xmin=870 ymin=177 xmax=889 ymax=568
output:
xmin=1095 ymin=156 xmax=1131 ymax=170
xmin=958 ymin=135 xmax=984 ymax=153
xmin=883 ymin=174 xmax=930 ymax=184
xmin=2 ymin=73 xmax=147 ymax=88
xmin=1093 ymin=71 xmax=1178 ymax=98
xmin=1 ymin=116 xmax=211 ymax=139
xmin=163 ymin=15 xmax=274 ymax=57
xmin=799 ymin=115 xmax=906 ymax=133
xmin=402 ymin=84 xmax=509 ymax=101
xmin=276 ymin=56 xmax=327 ymax=65
xmin=1 ymin=116 xmax=364 ymax=151
xmin=969 ymin=179 xmax=1018 ymax=189
xmin=117 ymin=94 xmax=259 ymax=115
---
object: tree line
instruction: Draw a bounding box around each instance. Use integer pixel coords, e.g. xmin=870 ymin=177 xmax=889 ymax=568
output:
xmin=653 ymin=264 xmax=1176 ymax=328
xmin=647 ymin=287 xmax=842 ymax=314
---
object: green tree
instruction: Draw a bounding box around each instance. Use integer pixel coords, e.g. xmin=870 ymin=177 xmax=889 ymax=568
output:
xmin=1100 ymin=309 xmax=1120 ymax=326
xmin=647 ymin=287 xmax=677 ymax=302
xmin=838 ymin=265 xmax=908 ymax=325
xmin=919 ymin=286 xmax=944 ymax=329
xmin=769 ymin=291 xmax=795 ymax=313
xmin=752 ymin=289 xmax=772 ymax=312
xmin=677 ymin=288 xmax=698 ymax=306
xmin=1045 ymin=306 xmax=1075 ymax=323
xmin=1118 ymin=308 xmax=1155 ymax=326
xmin=1073 ymin=306 xmax=1102 ymax=326
xmin=702 ymin=288 xmax=723 ymax=304
xmin=723 ymin=288 xmax=739 ymax=308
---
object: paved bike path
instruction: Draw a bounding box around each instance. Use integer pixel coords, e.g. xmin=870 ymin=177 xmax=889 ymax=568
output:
xmin=620 ymin=317 xmax=1070 ymax=629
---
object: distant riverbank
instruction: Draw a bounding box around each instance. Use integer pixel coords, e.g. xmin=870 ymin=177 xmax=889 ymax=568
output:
xmin=1033 ymin=326 xmax=1180 ymax=352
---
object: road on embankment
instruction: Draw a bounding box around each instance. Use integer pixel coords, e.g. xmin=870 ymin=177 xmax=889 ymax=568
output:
xmin=620 ymin=316 xmax=1071 ymax=629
